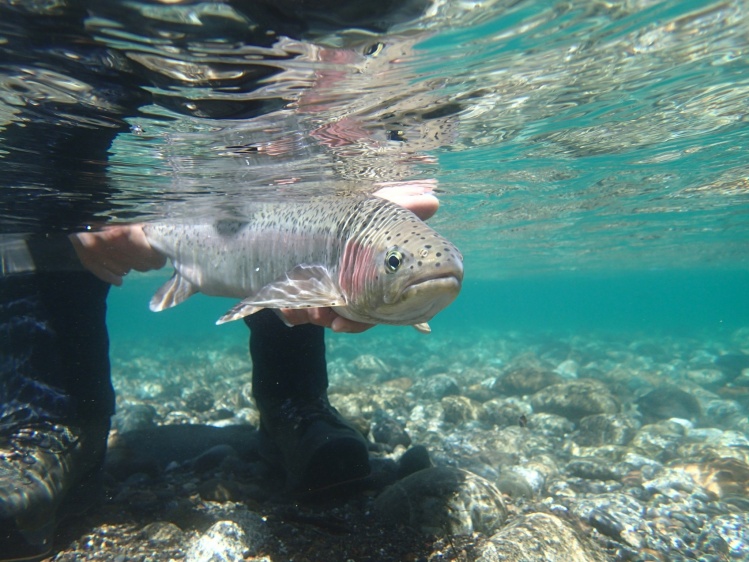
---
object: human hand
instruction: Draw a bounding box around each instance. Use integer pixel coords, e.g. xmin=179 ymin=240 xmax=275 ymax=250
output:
xmin=279 ymin=182 xmax=440 ymax=332
xmin=69 ymin=225 xmax=167 ymax=286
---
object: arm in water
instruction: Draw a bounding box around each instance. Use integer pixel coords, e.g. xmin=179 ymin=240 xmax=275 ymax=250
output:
xmin=69 ymin=185 xmax=440 ymax=333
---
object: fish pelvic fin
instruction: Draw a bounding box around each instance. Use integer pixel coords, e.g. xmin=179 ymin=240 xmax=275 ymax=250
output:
xmin=215 ymin=264 xmax=347 ymax=325
xmin=245 ymin=264 xmax=346 ymax=309
xmin=413 ymin=322 xmax=431 ymax=334
xmin=149 ymin=272 xmax=199 ymax=312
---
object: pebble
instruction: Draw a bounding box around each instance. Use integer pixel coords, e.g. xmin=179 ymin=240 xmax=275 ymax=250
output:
xmin=476 ymin=512 xmax=606 ymax=562
xmin=410 ymin=373 xmax=461 ymax=399
xmin=185 ymin=521 xmax=249 ymax=562
xmin=184 ymin=512 xmax=266 ymax=562
xmin=493 ymin=367 xmax=564 ymax=396
xmin=573 ymin=414 xmax=640 ymax=447
xmin=531 ymin=380 xmax=620 ymax=421
xmin=374 ymin=467 xmax=506 ymax=535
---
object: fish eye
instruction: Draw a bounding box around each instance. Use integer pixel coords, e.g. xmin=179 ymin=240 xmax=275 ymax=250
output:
xmin=385 ymin=249 xmax=403 ymax=273
xmin=364 ymin=42 xmax=385 ymax=57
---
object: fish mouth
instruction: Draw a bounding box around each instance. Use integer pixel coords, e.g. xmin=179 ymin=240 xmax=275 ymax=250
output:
xmin=401 ymin=272 xmax=462 ymax=300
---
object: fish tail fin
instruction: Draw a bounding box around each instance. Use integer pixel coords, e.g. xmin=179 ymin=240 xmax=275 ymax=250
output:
xmin=149 ymin=272 xmax=199 ymax=312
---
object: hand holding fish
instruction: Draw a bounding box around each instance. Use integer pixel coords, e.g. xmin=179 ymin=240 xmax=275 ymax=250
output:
xmin=69 ymin=225 xmax=166 ymax=286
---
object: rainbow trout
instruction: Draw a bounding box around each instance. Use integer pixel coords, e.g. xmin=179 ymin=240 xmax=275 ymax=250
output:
xmin=143 ymin=197 xmax=463 ymax=332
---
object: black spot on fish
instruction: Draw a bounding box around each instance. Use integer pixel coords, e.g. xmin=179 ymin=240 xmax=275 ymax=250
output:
xmin=436 ymin=252 xmax=442 ymax=257
xmin=215 ymin=220 xmax=247 ymax=237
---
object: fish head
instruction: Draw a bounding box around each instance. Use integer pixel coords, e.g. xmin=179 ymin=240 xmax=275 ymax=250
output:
xmin=339 ymin=206 xmax=463 ymax=327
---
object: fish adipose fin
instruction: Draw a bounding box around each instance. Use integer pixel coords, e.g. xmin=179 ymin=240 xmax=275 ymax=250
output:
xmin=216 ymin=264 xmax=346 ymax=325
xmin=150 ymin=272 xmax=199 ymax=312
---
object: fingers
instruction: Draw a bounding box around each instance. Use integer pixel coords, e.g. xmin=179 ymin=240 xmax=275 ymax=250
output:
xmin=373 ymin=181 xmax=440 ymax=221
xmin=69 ymin=224 xmax=166 ymax=285
xmin=279 ymin=307 xmax=375 ymax=333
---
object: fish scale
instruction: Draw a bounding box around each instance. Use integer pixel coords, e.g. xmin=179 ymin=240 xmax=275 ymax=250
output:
xmin=143 ymin=196 xmax=463 ymax=332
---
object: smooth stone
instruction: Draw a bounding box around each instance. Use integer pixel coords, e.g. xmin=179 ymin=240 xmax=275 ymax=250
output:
xmin=374 ymin=466 xmax=506 ymax=536
xmin=198 ymin=478 xmax=245 ymax=502
xmin=184 ymin=388 xmax=215 ymax=412
xmin=531 ymin=380 xmax=619 ymax=422
xmin=476 ymin=512 xmax=606 ymax=562
xmin=480 ymin=397 xmax=532 ymax=427
xmin=635 ymin=385 xmax=701 ymax=423
xmin=570 ymin=492 xmax=647 ymax=550
xmin=397 ymin=445 xmax=433 ymax=479
xmin=494 ymin=367 xmax=564 ymax=396
xmin=141 ymin=521 xmax=183 ymax=546
xmin=411 ymin=373 xmax=461 ymax=399
xmin=573 ymin=414 xmax=640 ymax=447
xmin=698 ymin=513 xmax=749 ymax=557
xmin=440 ymin=395 xmax=481 ymax=424
xmin=495 ymin=473 xmax=534 ymax=499
xmin=629 ymin=420 xmax=687 ymax=462
xmin=714 ymin=353 xmax=749 ymax=379
xmin=526 ymin=412 xmax=575 ymax=437
xmin=185 ymin=513 xmax=266 ymax=562
xmin=686 ymin=368 xmax=727 ymax=389
xmin=554 ymin=359 xmax=579 ymax=379
xmin=371 ymin=411 xmax=412 ymax=449
xmin=185 ymin=521 xmax=248 ymax=562
xmin=350 ymin=354 xmax=391 ymax=378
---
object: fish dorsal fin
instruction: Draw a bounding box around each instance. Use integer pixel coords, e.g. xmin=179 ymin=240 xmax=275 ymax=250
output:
xmin=150 ymin=272 xmax=199 ymax=312
xmin=216 ymin=264 xmax=346 ymax=324
xmin=413 ymin=322 xmax=431 ymax=334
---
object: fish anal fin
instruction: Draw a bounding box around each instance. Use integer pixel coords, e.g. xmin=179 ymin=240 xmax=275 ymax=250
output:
xmin=413 ymin=322 xmax=431 ymax=334
xmin=150 ymin=272 xmax=199 ymax=312
xmin=216 ymin=302 xmax=264 ymax=325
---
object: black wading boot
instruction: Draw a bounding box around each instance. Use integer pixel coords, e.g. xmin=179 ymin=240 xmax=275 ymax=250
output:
xmin=0 ymin=271 xmax=115 ymax=561
xmin=245 ymin=310 xmax=371 ymax=498
xmin=0 ymin=419 xmax=110 ymax=562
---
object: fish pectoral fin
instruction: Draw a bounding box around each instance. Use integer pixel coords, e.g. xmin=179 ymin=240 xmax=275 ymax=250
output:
xmin=150 ymin=272 xmax=199 ymax=312
xmin=245 ymin=264 xmax=347 ymax=309
xmin=413 ymin=322 xmax=431 ymax=333
xmin=215 ymin=265 xmax=346 ymax=325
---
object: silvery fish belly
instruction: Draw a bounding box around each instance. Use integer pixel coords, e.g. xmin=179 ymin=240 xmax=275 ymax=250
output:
xmin=142 ymin=197 xmax=463 ymax=332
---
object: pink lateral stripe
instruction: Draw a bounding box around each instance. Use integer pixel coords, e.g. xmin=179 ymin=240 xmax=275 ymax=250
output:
xmin=339 ymin=239 xmax=375 ymax=299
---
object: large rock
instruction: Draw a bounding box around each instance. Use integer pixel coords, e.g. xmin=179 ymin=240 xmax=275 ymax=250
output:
xmin=475 ymin=512 xmax=606 ymax=562
xmin=374 ymin=466 xmax=506 ymax=536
